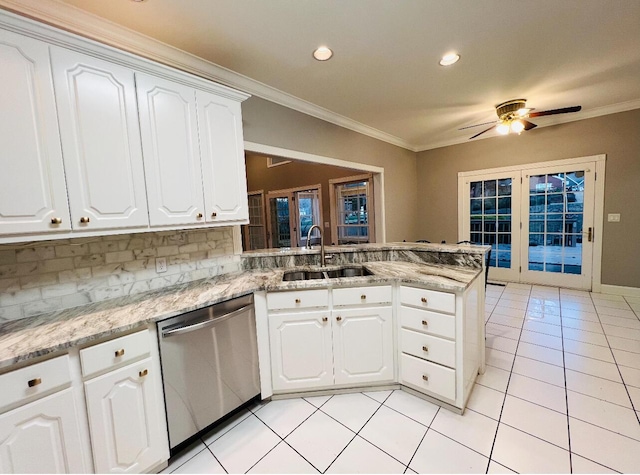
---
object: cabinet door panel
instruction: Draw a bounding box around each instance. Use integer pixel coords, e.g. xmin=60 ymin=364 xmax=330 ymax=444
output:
xmin=51 ymin=47 xmax=148 ymax=230
xmin=332 ymin=306 xmax=394 ymax=385
xmin=269 ymin=311 xmax=333 ymax=391
xmin=136 ymin=74 xmax=205 ymax=226
xmin=196 ymin=90 xmax=248 ymax=223
xmin=84 ymin=358 xmax=167 ymax=473
xmin=0 ymin=389 xmax=88 ymax=473
xmin=0 ymin=30 xmax=71 ymax=235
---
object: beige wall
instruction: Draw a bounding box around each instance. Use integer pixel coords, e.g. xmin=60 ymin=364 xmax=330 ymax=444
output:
xmin=242 ymin=97 xmax=419 ymax=243
xmin=245 ymin=154 xmax=363 ymax=244
xmin=416 ymin=109 xmax=640 ymax=288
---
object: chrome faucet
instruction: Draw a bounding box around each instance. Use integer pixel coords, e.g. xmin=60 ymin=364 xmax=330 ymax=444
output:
xmin=306 ymin=224 xmax=327 ymax=267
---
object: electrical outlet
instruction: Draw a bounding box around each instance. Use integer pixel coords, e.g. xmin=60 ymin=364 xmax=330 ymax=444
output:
xmin=607 ymin=213 xmax=621 ymax=222
xmin=156 ymin=257 xmax=167 ymax=273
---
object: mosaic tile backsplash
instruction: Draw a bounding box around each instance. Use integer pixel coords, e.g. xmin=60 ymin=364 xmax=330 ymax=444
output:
xmin=0 ymin=228 xmax=239 ymax=322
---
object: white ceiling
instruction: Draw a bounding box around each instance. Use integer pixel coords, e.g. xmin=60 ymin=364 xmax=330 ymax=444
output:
xmin=49 ymin=0 xmax=640 ymax=150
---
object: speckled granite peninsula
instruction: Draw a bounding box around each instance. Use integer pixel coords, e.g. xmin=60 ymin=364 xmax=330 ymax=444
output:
xmin=0 ymin=242 xmax=489 ymax=370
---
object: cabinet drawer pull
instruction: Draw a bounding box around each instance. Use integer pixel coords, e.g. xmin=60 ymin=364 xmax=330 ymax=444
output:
xmin=50 ymin=217 xmax=62 ymax=224
xmin=360 ymin=294 xmax=366 ymax=300
xmin=139 ymin=369 xmax=148 ymax=378
xmin=28 ymin=378 xmax=42 ymax=388
xmin=80 ymin=216 xmax=90 ymax=223
xmin=421 ymin=297 xmax=427 ymax=303
xmin=422 ymin=375 xmax=429 ymax=382
xmin=114 ymin=349 xmax=125 ymax=357
xmin=322 ymin=317 xmax=328 ymax=322
xmin=421 ymin=320 xmax=428 ymax=326
xmin=211 ymin=212 xmax=217 ymax=218
xmin=422 ymin=345 xmax=429 ymax=352
xmin=295 ymin=298 xmax=301 ymax=304
xmin=336 ymin=316 xmax=342 ymax=322
xmin=196 ymin=213 xmax=203 ymax=219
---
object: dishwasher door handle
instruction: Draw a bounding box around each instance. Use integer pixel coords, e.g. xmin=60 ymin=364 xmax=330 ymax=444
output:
xmin=161 ymin=304 xmax=252 ymax=338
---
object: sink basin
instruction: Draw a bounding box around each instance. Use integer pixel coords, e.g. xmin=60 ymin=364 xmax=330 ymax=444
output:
xmin=324 ymin=267 xmax=374 ymax=278
xmin=282 ymin=266 xmax=373 ymax=281
xmin=282 ymin=270 xmax=325 ymax=281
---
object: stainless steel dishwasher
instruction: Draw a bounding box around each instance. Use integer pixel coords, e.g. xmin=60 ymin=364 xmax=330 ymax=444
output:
xmin=157 ymin=294 xmax=260 ymax=450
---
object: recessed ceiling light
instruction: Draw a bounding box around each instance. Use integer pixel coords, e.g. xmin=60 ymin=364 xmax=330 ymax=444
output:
xmin=313 ymin=46 xmax=333 ymax=61
xmin=439 ymin=52 xmax=460 ymax=66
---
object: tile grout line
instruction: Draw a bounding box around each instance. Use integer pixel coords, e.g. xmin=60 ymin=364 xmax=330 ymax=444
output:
xmin=558 ymin=293 xmax=574 ymax=473
xmin=245 ymin=399 xmax=326 ymax=474
xmin=484 ymin=285 xmax=530 ymax=473
xmin=404 ymin=406 xmax=440 ymax=472
xmin=588 ymin=293 xmax=640 ymax=427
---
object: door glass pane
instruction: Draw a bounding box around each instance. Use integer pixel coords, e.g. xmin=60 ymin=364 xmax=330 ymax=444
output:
xmin=269 ymin=197 xmax=290 ymax=248
xmin=470 ymin=178 xmax=512 ymax=269
xmin=297 ymin=190 xmax=321 ymax=246
xmin=528 ymin=170 xmax=585 ymax=275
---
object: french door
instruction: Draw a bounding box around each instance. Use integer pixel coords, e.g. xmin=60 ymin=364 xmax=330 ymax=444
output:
xmin=459 ymin=156 xmax=604 ymax=290
xmin=266 ymin=186 xmax=322 ymax=248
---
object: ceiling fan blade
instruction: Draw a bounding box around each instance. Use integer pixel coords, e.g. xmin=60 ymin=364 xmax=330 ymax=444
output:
xmin=469 ymin=125 xmax=495 ymax=139
xmin=522 ymin=119 xmax=537 ymax=131
xmin=459 ymin=120 xmax=497 ymax=131
xmin=528 ymin=106 xmax=581 ymax=118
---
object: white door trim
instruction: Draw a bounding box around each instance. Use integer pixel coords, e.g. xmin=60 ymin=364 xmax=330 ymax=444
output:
xmin=244 ymin=141 xmax=386 ymax=243
xmin=458 ymin=154 xmax=606 ymax=291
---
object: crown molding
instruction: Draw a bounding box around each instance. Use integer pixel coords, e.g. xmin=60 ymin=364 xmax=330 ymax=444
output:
xmin=0 ymin=0 xmax=415 ymax=152
xmin=414 ymin=98 xmax=640 ymax=152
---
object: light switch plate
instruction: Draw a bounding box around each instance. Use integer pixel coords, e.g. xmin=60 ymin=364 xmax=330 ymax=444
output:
xmin=156 ymin=257 xmax=167 ymax=273
xmin=608 ymin=213 xmax=621 ymax=222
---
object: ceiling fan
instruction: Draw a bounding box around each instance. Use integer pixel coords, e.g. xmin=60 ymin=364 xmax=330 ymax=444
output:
xmin=461 ymin=99 xmax=582 ymax=139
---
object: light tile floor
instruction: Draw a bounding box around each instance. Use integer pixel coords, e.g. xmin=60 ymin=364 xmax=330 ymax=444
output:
xmin=163 ymin=283 xmax=640 ymax=474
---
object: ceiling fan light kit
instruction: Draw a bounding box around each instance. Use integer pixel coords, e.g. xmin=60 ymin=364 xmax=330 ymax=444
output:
xmin=464 ymin=99 xmax=582 ymax=139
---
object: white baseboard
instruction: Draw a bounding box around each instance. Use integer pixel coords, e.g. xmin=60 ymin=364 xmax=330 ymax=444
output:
xmin=599 ymin=284 xmax=640 ymax=297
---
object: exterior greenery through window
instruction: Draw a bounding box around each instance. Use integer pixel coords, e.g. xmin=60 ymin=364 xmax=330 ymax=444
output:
xmin=330 ymin=174 xmax=374 ymax=245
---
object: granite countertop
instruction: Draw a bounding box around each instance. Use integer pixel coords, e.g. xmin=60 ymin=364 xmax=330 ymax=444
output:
xmin=0 ymin=255 xmax=484 ymax=370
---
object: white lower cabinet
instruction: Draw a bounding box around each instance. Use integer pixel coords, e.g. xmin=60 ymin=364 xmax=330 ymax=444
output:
xmin=332 ymin=306 xmax=394 ymax=385
xmin=268 ymin=285 xmax=395 ymax=393
xmin=269 ymin=311 xmax=333 ymax=391
xmin=84 ymin=358 xmax=166 ymax=473
xmin=0 ymin=389 xmax=88 ymax=474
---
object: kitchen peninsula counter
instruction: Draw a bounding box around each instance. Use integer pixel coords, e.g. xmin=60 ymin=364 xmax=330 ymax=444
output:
xmin=0 ymin=243 xmax=489 ymax=370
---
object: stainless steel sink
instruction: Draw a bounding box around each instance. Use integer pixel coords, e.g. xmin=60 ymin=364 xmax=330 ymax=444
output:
xmin=324 ymin=267 xmax=374 ymax=278
xmin=282 ymin=270 xmax=325 ymax=281
xmin=282 ymin=266 xmax=373 ymax=281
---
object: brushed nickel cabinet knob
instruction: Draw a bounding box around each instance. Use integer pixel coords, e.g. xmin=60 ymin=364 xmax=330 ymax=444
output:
xmin=80 ymin=216 xmax=90 ymax=223
xmin=295 ymin=298 xmax=301 ymax=304
xmin=322 ymin=317 xmax=328 ymax=322
xmin=50 ymin=217 xmax=62 ymax=224
xmin=422 ymin=375 xmax=429 ymax=381
xmin=139 ymin=369 xmax=148 ymax=378
xmin=360 ymin=294 xmax=366 ymax=300
xmin=196 ymin=213 xmax=203 ymax=219
xmin=421 ymin=297 xmax=427 ymax=303
xmin=211 ymin=212 xmax=217 ymax=218
xmin=336 ymin=316 xmax=342 ymax=322
xmin=422 ymin=345 xmax=429 ymax=352
xmin=114 ymin=349 xmax=125 ymax=357
xmin=421 ymin=320 xmax=428 ymax=326
xmin=28 ymin=378 xmax=42 ymax=388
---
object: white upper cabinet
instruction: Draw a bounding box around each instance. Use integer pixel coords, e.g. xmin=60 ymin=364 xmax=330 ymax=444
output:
xmin=51 ymin=47 xmax=149 ymax=231
xmin=136 ymin=74 xmax=206 ymax=227
xmin=0 ymin=30 xmax=71 ymax=236
xmin=196 ymin=90 xmax=249 ymax=224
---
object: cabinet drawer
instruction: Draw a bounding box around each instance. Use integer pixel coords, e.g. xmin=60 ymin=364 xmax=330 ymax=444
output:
xmin=401 ymin=329 xmax=455 ymax=368
xmin=267 ymin=289 xmax=329 ymax=311
xmin=400 ymin=305 xmax=455 ymax=339
xmin=80 ymin=329 xmax=150 ymax=378
xmin=401 ymin=353 xmax=456 ymax=401
xmin=0 ymin=355 xmax=71 ymax=412
xmin=332 ymin=285 xmax=392 ymax=307
xmin=400 ymin=286 xmax=456 ymax=314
